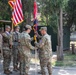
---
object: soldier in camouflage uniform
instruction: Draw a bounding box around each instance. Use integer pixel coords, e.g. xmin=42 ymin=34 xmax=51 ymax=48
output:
xmin=35 ymin=27 xmax=52 ymax=75
xmin=2 ymin=26 xmax=12 ymax=74
xmin=0 ymin=28 xmax=2 ymax=59
xmin=12 ymin=26 xmax=20 ymax=71
xmin=19 ymin=25 xmax=36 ymax=75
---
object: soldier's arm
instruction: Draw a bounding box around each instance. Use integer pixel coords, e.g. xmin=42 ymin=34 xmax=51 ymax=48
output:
xmin=25 ymin=39 xmax=35 ymax=50
xmin=38 ymin=37 xmax=46 ymax=48
xmin=24 ymin=34 xmax=35 ymax=50
xmin=35 ymin=31 xmax=42 ymax=39
xmin=9 ymin=34 xmax=13 ymax=45
xmin=2 ymin=33 xmax=10 ymax=39
xmin=18 ymin=33 xmax=21 ymax=43
xmin=9 ymin=34 xmax=13 ymax=49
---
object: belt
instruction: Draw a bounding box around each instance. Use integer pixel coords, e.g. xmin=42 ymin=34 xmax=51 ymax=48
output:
xmin=3 ymin=43 xmax=9 ymax=46
xmin=14 ymin=40 xmax=18 ymax=42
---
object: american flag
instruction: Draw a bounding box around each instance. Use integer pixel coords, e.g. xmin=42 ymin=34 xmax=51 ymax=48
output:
xmin=8 ymin=0 xmax=24 ymax=26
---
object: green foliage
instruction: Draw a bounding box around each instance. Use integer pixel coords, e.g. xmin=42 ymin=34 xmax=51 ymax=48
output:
xmin=49 ymin=13 xmax=58 ymax=32
xmin=0 ymin=0 xmax=72 ymax=31
xmin=38 ymin=0 xmax=66 ymax=32
xmin=66 ymin=0 xmax=76 ymax=27
xmin=0 ymin=0 xmax=11 ymax=20
xmin=22 ymin=0 xmax=34 ymax=25
xmin=54 ymin=51 xmax=76 ymax=67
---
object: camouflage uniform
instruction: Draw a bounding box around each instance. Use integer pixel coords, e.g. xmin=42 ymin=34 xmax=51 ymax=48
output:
xmin=36 ymin=33 xmax=52 ymax=75
xmin=12 ymin=31 xmax=20 ymax=70
xmin=0 ymin=33 xmax=2 ymax=59
xmin=19 ymin=31 xmax=35 ymax=75
xmin=2 ymin=31 xmax=12 ymax=72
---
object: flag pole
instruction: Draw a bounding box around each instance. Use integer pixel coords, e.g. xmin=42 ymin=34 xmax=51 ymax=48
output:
xmin=33 ymin=0 xmax=38 ymax=75
xmin=12 ymin=20 xmax=14 ymax=31
xmin=35 ymin=46 xmax=37 ymax=75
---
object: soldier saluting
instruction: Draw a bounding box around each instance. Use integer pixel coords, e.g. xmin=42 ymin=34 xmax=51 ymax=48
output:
xmin=2 ymin=26 xmax=12 ymax=74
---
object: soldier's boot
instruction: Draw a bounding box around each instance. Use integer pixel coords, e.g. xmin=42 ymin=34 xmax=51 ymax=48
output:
xmin=42 ymin=72 xmax=46 ymax=75
xmin=42 ymin=74 xmax=46 ymax=75
xmin=49 ymin=73 xmax=52 ymax=75
xmin=13 ymin=66 xmax=19 ymax=71
xmin=25 ymin=73 xmax=29 ymax=75
xmin=47 ymin=62 xmax=52 ymax=74
xmin=4 ymin=69 xmax=10 ymax=74
xmin=7 ymin=69 xmax=12 ymax=74
xmin=4 ymin=70 xmax=9 ymax=74
xmin=38 ymin=71 xmax=42 ymax=74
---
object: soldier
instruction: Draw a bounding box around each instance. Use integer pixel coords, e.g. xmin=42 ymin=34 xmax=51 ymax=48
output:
xmin=12 ymin=26 xmax=20 ymax=71
xmin=0 ymin=28 xmax=2 ymax=59
xmin=19 ymin=25 xmax=36 ymax=75
xmin=35 ymin=27 xmax=52 ymax=75
xmin=2 ymin=26 xmax=12 ymax=74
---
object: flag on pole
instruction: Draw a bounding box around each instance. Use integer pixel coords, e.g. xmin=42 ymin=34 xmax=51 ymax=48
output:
xmin=8 ymin=0 xmax=15 ymax=8
xmin=33 ymin=1 xmax=38 ymax=75
xmin=33 ymin=0 xmax=38 ymax=31
xmin=34 ymin=0 xmax=37 ymax=20
xmin=8 ymin=0 xmax=24 ymax=26
xmin=33 ymin=0 xmax=38 ymax=41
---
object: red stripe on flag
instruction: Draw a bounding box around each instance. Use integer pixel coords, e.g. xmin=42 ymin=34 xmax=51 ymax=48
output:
xmin=33 ymin=1 xmax=38 ymax=30
xmin=15 ymin=7 xmax=21 ymax=22
xmin=34 ymin=1 xmax=37 ymax=19
xmin=14 ymin=13 xmax=19 ymax=24
xmin=8 ymin=0 xmax=15 ymax=8
xmin=9 ymin=2 xmax=14 ymax=8
xmin=16 ymin=1 xmax=23 ymax=21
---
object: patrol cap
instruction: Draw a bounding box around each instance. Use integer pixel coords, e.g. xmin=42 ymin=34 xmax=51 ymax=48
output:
xmin=39 ymin=27 xmax=47 ymax=31
xmin=5 ymin=25 xmax=11 ymax=29
xmin=25 ymin=25 xmax=32 ymax=30
xmin=15 ymin=26 xmax=20 ymax=29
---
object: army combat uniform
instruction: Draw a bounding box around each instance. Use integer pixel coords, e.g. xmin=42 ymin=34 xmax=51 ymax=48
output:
xmin=19 ymin=31 xmax=35 ymax=75
xmin=12 ymin=31 xmax=20 ymax=71
xmin=0 ymin=33 xmax=2 ymax=59
xmin=35 ymin=33 xmax=52 ymax=75
xmin=2 ymin=31 xmax=12 ymax=74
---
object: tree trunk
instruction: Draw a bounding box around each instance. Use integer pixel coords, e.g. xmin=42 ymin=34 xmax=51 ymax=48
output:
xmin=57 ymin=7 xmax=64 ymax=61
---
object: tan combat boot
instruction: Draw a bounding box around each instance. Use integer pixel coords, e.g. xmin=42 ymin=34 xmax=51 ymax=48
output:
xmin=4 ymin=69 xmax=10 ymax=74
xmin=49 ymin=73 xmax=52 ymax=75
xmin=13 ymin=66 xmax=19 ymax=71
xmin=7 ymin=69 xmax=12 ymax=74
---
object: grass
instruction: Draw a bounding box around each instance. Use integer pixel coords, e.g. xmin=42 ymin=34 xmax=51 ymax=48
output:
xmin=53 ymin=51 xmax=76 ymax=67
xmin=31 ymin=51 xmax=76 ymax=67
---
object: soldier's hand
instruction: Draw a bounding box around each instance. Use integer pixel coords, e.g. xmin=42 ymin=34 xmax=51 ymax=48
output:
xmin=34 ymin=41 xmax=37 ymax=44
xmin=31 ymin=37 xmax=34 ymax=41
xmin=11 ymin=29 xmax=13 ymax=32
xmin=34 ymin=31 xmax=38 ymax=35
xmin=34 ymin=41 xmax=38 ymax=46
xmin=9 ymin=45 xmax=12 ymax=49
xmin=34 ymin=47 xmax=38 ymax=50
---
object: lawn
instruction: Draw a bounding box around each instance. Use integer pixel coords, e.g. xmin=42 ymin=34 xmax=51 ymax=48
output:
xmin=52 ymin=51 xmax=76 ymax=67
xmin=31 ymin=51 xmax=76 ymax=67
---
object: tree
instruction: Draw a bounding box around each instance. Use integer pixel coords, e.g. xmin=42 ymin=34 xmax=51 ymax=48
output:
xmin=0 ymin=0 xmax=11 ymax=20
xmin=38 ymin=0 xmax=68 ymax=61
xmin=21 ymin=0 xmax=35 ymax=25
xmin=66 ymin=0 xmax=76 ymax=28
